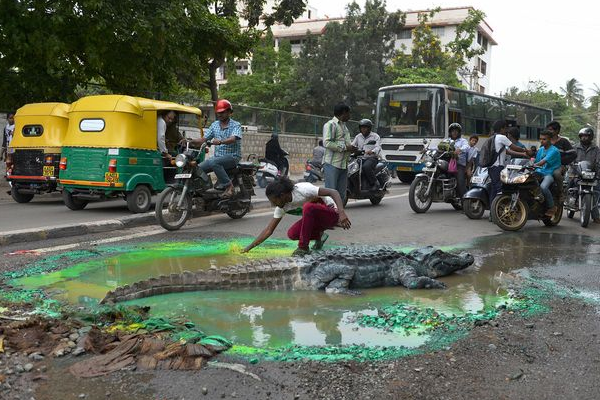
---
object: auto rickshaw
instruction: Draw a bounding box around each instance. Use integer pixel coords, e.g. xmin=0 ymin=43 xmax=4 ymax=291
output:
xmin=58 ymin=95 xmax=202 ymax=213
xmin=6 ymin=103 xmax=70 ymax=203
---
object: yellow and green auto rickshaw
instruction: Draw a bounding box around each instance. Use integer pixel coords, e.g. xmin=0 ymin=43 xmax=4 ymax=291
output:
xmin=58 ymin=95 xmax=202 ymax=212
xmin=6 ymin=102 xmax=70 ymax=203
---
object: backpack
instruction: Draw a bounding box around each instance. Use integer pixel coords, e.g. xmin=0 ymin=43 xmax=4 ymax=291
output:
xmin=478 ymin=134 xmax=499 ymax=168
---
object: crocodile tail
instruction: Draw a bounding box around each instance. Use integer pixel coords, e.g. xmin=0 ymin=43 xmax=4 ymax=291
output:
xmin=100 ymin=259 xmax=303 ymax=304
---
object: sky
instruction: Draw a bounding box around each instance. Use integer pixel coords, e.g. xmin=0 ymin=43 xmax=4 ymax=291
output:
xmin=310 ymin=0 xmax=600 ymax=101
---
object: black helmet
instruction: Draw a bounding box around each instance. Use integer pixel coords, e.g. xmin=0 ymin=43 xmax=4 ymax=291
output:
xmin=358 ymin=119 xmax=373 ymax=128
xmin=578 ymin=127 xmax=594 ymax=139
xmin=448 ymin=122 xmax=462 ymax=134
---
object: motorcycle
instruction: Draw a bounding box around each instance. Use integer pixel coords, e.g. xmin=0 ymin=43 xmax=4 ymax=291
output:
xmin=256 ymin=152 xmax=289 ymax=188
xmin=462 ymin=166 xmax=491 ymax=219
xmin=345 ymin=146 xmax=392 ymax=206
xmin=563 ymin=161 xmax=598 ymax=227
xmin=408 ymin=142 xmax=462 ymax=213
xmin=490 ymin=158 xmax=562 ymax=231
xmin=303 ymin=160 xmax=323 ymax=183
xmin=155 ymin=140 xmax=257 ymax=231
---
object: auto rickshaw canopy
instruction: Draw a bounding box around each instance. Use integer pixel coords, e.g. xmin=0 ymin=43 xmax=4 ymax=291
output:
xmin=63 ymin=95 xmax=202 ymax=150
xmin=10 ymin=103 xmax=70 ymax=149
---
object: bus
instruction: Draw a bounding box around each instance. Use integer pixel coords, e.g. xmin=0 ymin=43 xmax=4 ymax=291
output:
xmin=375 ymin=84 xmax=553 ymax=182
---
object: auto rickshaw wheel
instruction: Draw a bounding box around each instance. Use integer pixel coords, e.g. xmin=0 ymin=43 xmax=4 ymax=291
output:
xmin=11 ymin=188 xmax=34 ymax=203
xmin=62 ymin=190 xmax=88 ymax=211
xmin=126 ymin=185 xmax=152 ymax=213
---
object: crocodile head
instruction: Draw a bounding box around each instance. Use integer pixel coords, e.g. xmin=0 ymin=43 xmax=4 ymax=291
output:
xmin=408 ymin=246 xmax=474 ymax=278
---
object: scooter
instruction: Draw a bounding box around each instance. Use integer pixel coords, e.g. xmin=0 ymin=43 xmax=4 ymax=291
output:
xmin=256 ymin=152 xmax=289 ymax=188
xmin=462 ymin=166 xmax=491 ymax=219
xmin=345 ymin=148 xmax=392 ymax=206
xmin=303 ymin=160 xmax=323 ymax=183
xmin=155 ymin=140 xmax=257 ymax=231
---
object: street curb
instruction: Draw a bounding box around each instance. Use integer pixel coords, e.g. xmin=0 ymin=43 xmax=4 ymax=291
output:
xmin=0 ymin=199 xmax=272 ymax=247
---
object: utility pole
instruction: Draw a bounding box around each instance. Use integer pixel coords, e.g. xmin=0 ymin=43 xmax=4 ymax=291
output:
xmin=597 ymin=102 xmax=600 ymax=147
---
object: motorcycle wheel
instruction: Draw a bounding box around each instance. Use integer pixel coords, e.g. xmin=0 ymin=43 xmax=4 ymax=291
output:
xmin=369 ymin=196 xmax=382 ymax=205
xmin=257 ymin=176 xmax=268 ymax=188
xmin=155 ymin=186 xmax=192 ymax=231
xmin=567 ymin=210 xmax=575 ymax=219
xmin=580 ymin=193 xmax=592 ymax=227
xmin=542 ymin=203 xmax=563 ymax=227
xmin=463 ymin=198 xmax=485 ymax=219
xmin=408 ymin=176 xmax=432 ymax=213
xmin=491 ymin=194 xmax=528 ymax=231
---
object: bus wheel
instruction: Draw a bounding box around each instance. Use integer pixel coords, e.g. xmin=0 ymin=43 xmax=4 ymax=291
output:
xmin=127 ymin=185 xmax=152 ymax=213
xmin=398 ymin=172 xmax=415 ymax=184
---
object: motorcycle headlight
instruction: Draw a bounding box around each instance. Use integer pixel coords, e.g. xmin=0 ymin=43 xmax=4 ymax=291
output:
xmin=500 ymin=169 xmax=510 ymax=183
xmin=510 ymin=174 xmax=529 ymax=184
xmin=424 ymin=161 xmax=434 ymax=168
xmin=175 ymin=154 xmax=187 ymax=168
xmin=581 ymin=171 xmax=596 ymax=179
xmin=348 ymin=162 xmax=359 ymax=175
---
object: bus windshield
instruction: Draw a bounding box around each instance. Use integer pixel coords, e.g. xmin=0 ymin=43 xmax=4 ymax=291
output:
xmin=376 ymin=87 xmax=444 ymax=138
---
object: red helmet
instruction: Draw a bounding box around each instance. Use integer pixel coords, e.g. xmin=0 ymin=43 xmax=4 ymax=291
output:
xmin=215 ymin=99 xmax=232 ymax=113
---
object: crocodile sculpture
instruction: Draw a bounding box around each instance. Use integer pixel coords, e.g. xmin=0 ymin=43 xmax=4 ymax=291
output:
xmin=101 ymin=246 xmax=474 ymax=304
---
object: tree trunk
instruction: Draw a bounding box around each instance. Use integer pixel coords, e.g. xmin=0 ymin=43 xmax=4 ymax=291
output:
xmin=208 ymin=59 xmax=223 ymax=102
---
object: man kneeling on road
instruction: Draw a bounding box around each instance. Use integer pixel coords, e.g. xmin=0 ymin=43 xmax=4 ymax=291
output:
xmin=187 ymin=99 xmax=241 ymax=198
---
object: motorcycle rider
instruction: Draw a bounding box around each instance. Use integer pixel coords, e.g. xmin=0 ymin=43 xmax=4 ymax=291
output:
xmin=447 ymin=123 xmax=470 ymax=197
xmin=311 ymin=140 xmax=325 ymax=168
xmin=187 ymin=99 xmax=242 ymax=198
xmin=573 ymin=127 xmax=600 ymax=223
xmin=351 ymin=119 xmax=381 ymax=191
xmin=265 ymin=132 xmax=288 ymax=176
xmin=533 ymin=130 xmax=561 ymax=217
xmin=546 ymin=120 xmax=576 ymax=195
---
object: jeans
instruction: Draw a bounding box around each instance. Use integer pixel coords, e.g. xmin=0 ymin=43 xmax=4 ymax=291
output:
xmin=456 ymin=164 xmax=467 ymax=198
xmin=488 ymin=165 xmax=504 ymax=206
xmin=593 ymin=186 xmax=600 ymax=220
xmin=361 ymin=157 xmax=378 ymax=187
xmin=287 ymin=202 xmax=339 ymax=250
xmin=538 ymin=173 xmax=555 ymax=208
xmin=324 ymin=163 xmax=348 ymax=202
xmin=199 ymin=155 xmax=237 ymax=186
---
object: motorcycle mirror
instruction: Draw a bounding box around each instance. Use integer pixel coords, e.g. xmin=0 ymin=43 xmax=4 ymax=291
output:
xmin=422 ymin=139 xmax=428 ymax=144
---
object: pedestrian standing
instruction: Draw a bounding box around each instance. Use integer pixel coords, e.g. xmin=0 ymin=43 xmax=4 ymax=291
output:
xmin=323 ymin=103 xmax=356 ymax=203
xmin=1 ymin=112 xmax=15 ymax=161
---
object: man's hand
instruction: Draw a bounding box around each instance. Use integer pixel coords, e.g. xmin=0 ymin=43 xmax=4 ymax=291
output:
xmin=338 ymin=210 xmax=351 ymax=229
xmin=212 ymin=138 xmax=221 ymax=146
xmin=346 ymin=144 xmax=357 ymax=152
xmin=365 ymin=150 xmax=374 ymax=155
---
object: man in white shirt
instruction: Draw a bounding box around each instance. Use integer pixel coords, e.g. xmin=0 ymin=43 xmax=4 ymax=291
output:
xmin=1 ymin=112 xmax=15 ymax=161
xmin=157 ymin=110 xmax=176 ymax=161
xmin=351 ymin=119 xmax=381 ymax=191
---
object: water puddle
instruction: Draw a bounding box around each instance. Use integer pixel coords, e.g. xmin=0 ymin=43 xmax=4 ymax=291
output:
xmin=10 ymin=234 xmax=600 ymax=352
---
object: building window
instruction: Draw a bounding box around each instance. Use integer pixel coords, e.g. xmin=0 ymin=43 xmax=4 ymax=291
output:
xmin=477 ymin=84 xmax=486 ymax=94
xmin=477 ymin=32 xmax=488 ymax=51
xmin=477 ymin=58 xmax=487 ymax=76
xmin=397 ymin=29 xmax=412 ymax=39
xmin=431 ymin=26 xmax=445 ymax=37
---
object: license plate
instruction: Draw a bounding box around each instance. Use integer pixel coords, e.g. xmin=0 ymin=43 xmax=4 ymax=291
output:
xmin=174 ymin=173 xmax=192 ymax=179
xmin=43 ymin=166 xmax=55 ymax=177
xmin=506 ymin=165 xmax=522 ymax=170
xmin=471 ymin=176 xmax=484 ymax=184
xmin=422 ymin=167 xmax=435 ymax=172
xmin=397 ymin=166 xmax=412 ymax=171
xmin=104 ymin=172 xmax=119 ymax=183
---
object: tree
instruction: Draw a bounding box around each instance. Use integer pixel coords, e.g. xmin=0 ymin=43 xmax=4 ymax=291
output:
xmin=386 ymin=8 xmax=485 ymax=88
xmin=293 ymin=0 xmax=404 ymax=115
xmin=560 ymin=78 xmax=585 ymax=108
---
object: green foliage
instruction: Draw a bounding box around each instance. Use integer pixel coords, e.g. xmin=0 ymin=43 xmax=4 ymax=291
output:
xmin=387 ymin=8 xmax=485 ymax=88
xmin=293 ymin=0 xmax=404 ymax=115
xmin=0 ymin=0 xmax=306 ymax=109
xmin=503 ymin=80 xmax=594 ymax=139
xmin=560 ymin=78 xmax=585 ymax=108
xmin=220 ymin=30 xmax=296 ymax=109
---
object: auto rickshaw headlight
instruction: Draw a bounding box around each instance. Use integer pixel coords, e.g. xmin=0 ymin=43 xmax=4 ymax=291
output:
xmin=175 ymin=154 xmax=187 ymax=168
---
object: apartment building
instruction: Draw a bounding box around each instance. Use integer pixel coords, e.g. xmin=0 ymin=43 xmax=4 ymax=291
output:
xmin=218 ymin=6 xmax=496 ymax=94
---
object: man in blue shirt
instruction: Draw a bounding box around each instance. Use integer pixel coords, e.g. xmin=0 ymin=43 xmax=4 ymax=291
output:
xmin=189 ymin=99 xmax=242 ymax=198
xmin=534 ymin=130 xmax=561 ymax=217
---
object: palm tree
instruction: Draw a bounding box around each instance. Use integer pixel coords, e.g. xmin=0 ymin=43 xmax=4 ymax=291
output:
xmin=588 ymin=83 xmax=600 ymax=111
xmin=560 ymin=78 xmax=585 ymax=108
